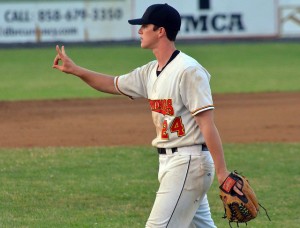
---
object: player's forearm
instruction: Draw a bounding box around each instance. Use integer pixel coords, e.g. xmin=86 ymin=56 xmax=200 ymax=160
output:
xmin=201 ymin=124 xmax=228 ymax=182
xmin=194 ymin=111 xmax=229 ymax=184
xmin=72 ymin=65 xmax=119 ymax=95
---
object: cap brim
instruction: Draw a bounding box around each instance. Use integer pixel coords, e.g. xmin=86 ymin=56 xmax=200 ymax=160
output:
xmin=128 ymin=18 xmax=145 ymax=25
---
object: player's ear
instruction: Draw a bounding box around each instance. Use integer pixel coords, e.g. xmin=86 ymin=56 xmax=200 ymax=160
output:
xmin=158 ymin=27 xmax=167 ymax=38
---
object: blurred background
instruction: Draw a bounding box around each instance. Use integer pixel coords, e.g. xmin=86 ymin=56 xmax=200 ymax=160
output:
xmin=0 ymin=0 xmax=299 ymax=45
xmin=1 ymin=0 xmax=299 ymax=101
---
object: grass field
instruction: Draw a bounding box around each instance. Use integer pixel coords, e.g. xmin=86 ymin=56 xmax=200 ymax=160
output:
xmin=0 ymin=42 xmax=299 ymax=101
xmin=1 ymin=42 xmax=300 ymax=227
xmin=0 ymin=144 xmax=299 ymax=227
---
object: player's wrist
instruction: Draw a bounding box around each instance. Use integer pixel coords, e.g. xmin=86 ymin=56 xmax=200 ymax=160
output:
xmin=216 ymin=170 xmax=230 ymax=185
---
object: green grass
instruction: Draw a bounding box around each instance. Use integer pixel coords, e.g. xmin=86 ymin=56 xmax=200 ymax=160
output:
xmin=0 ymin=42 xmax=299 ymax=101
xmin=182 ymin=42 xmax=300 ymax=93
xmin=0 ymin=144 xmax=299 ymax=227
xmin=0 ymin=41 xmax=299 ymax=228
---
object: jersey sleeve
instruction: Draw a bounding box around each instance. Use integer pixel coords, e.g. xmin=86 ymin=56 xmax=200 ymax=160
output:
xmin=179 ymin=66 xmax=214 ymax=116
xmin=114 ymin=62 xmax=154 ymax=99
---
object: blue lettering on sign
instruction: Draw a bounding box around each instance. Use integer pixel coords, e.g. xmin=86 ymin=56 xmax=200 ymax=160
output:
xmin=3 ymin=7 xmax=124 ymax=23
xmin=5 ymin=10 xmax=31 ymax=22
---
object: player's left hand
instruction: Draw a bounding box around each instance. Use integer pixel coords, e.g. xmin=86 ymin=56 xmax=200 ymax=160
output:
xmin=218 ymin=171 xmax=268 ymax=225
xmin=218 ymin=171 xmax=243 ymax=196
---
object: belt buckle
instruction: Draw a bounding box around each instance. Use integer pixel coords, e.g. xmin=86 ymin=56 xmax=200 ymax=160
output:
xmin=165 ymin=148 xmax=173 ymax=155
xmin=167 ymin=148 xmax=178 ymax=155
xmin=157 ymin=147 xmax=177 ymax=155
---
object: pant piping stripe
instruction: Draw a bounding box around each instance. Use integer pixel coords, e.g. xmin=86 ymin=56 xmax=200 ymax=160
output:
xmin=166 ymin=155 xmax=192 ymax=228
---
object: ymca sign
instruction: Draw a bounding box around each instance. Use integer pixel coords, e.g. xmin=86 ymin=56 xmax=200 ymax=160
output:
xmin=177 ymin=0 xmax=278 ymax=39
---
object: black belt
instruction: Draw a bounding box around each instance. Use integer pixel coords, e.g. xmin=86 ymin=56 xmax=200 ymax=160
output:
xmin=157 ymin=144 xmax=208 ymax=154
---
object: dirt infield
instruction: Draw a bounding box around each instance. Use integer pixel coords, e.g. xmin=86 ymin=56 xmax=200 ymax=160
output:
xmin=1 ymin=92 xmax=299 ymax=148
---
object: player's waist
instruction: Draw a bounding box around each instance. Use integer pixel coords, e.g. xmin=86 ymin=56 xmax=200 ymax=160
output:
xmin=157 ymin=144 xmax=208 ymax=155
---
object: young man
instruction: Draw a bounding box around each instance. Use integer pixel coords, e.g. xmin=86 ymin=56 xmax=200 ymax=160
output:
xmin=53 ymin=3 xmax=237 ymax=228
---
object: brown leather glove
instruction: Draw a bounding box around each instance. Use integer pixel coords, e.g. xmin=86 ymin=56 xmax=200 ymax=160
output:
xmin=219 ymin=171 xmax=259 ymax=225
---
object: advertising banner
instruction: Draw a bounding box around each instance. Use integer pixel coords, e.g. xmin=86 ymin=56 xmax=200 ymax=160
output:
xmin=0 ymin=0 xmax=281 ymax=43
xmin=0 ymin=0 xmax=131 ymax=43
xmin=133 ymin=0 xmax=279 ymax=40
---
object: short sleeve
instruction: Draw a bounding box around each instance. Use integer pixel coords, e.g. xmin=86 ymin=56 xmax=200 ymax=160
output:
xmin=114 ymin=62 xmax=154 ymax=99
xmin=179 ymin=66 xmax=214 ymax=116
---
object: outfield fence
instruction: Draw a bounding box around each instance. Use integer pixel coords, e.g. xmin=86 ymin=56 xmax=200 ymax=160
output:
xmin=0 ymin=0 xmax=299 ymax=44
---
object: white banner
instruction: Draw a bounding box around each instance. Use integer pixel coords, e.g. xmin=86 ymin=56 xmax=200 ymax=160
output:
xmin=132 ymin=0 xmax=279 ymax=40
xmin=0 ymin=0 xmax=283 ymax=43
xmin=0 ymin=0 xmax=131 ymax=43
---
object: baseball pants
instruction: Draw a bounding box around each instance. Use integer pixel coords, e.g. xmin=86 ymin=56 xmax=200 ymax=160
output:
xmin=146 ymin=145 xmax=216 ymax=228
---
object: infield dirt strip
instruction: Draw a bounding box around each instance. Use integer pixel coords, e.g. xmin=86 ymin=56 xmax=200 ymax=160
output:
xmin=0 ymin=92 xmax=299 ymax=148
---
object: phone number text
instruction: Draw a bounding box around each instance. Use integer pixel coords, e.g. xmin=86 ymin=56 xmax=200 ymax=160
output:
xmin=4 ymin=8 xmax=123 ymax=23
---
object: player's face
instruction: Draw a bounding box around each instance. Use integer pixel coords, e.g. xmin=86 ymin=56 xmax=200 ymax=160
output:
xmin=138 ymin=24 xmax=159 ymax=49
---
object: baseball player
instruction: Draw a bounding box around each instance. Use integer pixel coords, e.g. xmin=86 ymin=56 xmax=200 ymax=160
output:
xmin=53 ymin=3 xmax=240 ymax=228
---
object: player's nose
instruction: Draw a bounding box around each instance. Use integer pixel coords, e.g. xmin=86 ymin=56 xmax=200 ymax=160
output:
xmin=138 ymin=26 xmax=143 ymax=34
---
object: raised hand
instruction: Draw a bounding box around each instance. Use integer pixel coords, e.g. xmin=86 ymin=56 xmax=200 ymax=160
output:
xmin=52 ymin=45 xmax=76 ymax=74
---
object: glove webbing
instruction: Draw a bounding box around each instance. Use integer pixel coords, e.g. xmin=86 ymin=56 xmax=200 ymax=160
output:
xmin=222 ymin=202 xmax=271 ymax=227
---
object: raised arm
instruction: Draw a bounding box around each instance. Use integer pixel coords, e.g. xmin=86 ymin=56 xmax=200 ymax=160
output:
xmin=52 ymin=45 xmax=119 ymax=95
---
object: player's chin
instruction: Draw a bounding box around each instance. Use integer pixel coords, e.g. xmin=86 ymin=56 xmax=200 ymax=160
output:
xmin=140 ymin=42 xmax=151 ymax=50
xmin=140 ymin=43 xmax=148 ymax=49
xmin=140 ymin=40 xmax=146 ymax=48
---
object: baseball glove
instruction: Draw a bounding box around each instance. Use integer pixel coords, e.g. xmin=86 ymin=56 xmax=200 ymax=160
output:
xmin=219 ymin=171 xmax=269 ymax=227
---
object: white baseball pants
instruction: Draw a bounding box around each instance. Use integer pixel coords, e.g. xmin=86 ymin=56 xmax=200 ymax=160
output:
xmin=146 ymin=145 xmax=216 ymax=228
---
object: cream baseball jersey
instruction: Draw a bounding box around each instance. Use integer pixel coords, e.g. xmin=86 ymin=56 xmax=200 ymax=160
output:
xmin=114 ymin=51 xmax=214 ymax=148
